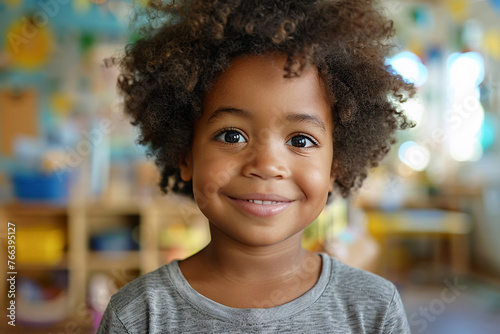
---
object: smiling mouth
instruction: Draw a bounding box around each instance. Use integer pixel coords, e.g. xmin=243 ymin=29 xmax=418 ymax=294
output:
xmin=244 ymin=199 xmax=284 ymax=205
xmin=227 ymin=195 xmax=293 ymax=217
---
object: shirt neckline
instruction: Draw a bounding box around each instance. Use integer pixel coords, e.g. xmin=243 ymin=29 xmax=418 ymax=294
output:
xmin=166 ymin=252 xmax=332 ymax=324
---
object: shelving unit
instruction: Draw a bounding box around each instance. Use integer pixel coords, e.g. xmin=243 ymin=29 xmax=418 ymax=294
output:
xmin=0 ymin=194 xmax=209 ymax=331
xmin=0 ymin=203 xmax=71 ymax=332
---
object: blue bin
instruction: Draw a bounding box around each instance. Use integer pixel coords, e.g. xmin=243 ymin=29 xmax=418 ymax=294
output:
xmin=11 ymin=171 xmax=72 ymax=203
xmin=90 ymin=226 xmax=140 ymax=252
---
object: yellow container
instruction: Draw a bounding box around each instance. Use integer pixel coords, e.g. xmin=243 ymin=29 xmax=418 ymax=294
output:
xmin=17 ymin=227 xmax=65 ymax=265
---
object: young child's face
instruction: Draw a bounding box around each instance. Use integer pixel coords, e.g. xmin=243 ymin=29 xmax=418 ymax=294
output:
xmin=180 ymin=54 xmax=334 ymax=247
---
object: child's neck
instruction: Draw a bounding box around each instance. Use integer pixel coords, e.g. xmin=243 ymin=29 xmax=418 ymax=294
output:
xmin=178 ymin=226 xmax=322 ymax=308
xmin=201 ymin=233 xmax=313 ymax=283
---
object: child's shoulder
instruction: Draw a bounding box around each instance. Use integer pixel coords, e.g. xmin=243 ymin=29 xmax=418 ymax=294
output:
xmin=107 ymin=262 xmax=175 ymax=313
xmin=325 ymin=254 xmax=398 ymax=303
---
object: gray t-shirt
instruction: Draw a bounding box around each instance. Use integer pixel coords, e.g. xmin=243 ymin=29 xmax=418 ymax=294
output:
xmin=97 ymin=253 xmax=410 ymax=333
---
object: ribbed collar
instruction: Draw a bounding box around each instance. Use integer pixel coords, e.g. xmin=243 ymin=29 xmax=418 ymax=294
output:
xmin=165 ymin=252 xmax=331 ymax=325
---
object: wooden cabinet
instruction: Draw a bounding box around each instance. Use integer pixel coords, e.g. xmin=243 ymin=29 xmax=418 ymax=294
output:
xmin=0 ymin=195 xmax=208 ymax=332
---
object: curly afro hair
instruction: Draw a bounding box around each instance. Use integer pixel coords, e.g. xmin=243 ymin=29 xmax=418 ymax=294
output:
xmin=112 ymin=0 xmax=415 ymax=199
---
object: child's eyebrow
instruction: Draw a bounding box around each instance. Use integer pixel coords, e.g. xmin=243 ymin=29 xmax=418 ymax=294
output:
xmin=207 ymin=107 xmax=251 ymax=124
xmin=284 ymin=113 xmax=326 ymax=133
xmin=207 ymin=107 xmax=326 ymax=133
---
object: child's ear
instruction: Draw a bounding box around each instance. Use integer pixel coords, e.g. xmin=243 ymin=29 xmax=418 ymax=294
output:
xmin=329 ymin=169 xmax=335 ymax=193
xmin=179 ymin=150 xmax=193 ymax=182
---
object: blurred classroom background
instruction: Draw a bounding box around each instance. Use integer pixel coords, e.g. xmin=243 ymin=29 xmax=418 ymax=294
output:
xmin=0 ymin=0 xmax=499 ymax=333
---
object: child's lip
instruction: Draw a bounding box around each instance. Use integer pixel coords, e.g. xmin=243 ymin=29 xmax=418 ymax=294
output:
xmin=226 ymin=193 xmax=294 ymax=217
xmin=229 ymin=193 xmax=293 ymax=202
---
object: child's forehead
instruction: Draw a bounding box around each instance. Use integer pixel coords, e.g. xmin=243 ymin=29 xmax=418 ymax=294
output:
xmin=206 ymin=53 xmax=329 ymax=102
xmin=200 ymin=53 xmax=333 ymax=128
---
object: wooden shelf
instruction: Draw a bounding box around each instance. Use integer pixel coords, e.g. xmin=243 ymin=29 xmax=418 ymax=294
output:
xmin=0 ymin=195 xmax=207 ymax=330
xmin=0 ymin=201 xmax=68 ymax=215
xmin=83 ymin=201 xmax=144 ymax=216
xmin=87 ymin=251 xmax=140 ymax=270
xmin=16 ymin=255 xmax=69 ymax=271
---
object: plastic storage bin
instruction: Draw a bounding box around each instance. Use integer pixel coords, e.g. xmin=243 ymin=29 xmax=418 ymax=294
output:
xmin=17 ymin=226 xmax=65 ymax=265
xmin=11 ymin=170 xmax=72 ymax=203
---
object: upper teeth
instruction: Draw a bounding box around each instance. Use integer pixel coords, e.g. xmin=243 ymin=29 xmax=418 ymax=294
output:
xmin=247 ymin=200 xmax=279 ymax=205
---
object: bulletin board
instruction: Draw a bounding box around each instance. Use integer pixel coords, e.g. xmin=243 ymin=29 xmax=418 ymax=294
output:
xmin=0 ymin=89 xmax=38 ymax=156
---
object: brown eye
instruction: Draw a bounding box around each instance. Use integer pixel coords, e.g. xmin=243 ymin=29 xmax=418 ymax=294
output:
xmin=286 ymin=135 xmax=317 ymax=148
xmin=215 ymin=130 xmax=246 ymax=143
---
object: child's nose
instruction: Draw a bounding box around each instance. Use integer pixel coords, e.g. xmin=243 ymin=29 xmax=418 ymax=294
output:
xmin=241 ymin=143 xmax=290 ymax=180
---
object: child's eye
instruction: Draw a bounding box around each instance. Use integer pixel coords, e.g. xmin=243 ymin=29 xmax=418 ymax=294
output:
xmin=214 ymin=129 xmax=246 ymax=143
xmin=286 ymin=135 xmax=318 ymax=148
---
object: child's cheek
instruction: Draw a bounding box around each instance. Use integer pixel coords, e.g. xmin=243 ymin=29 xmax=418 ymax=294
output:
xmin=192 ymin=156 xmax=237 ymax=196
xmin=299 ymin=160 xmax=332 ymax=200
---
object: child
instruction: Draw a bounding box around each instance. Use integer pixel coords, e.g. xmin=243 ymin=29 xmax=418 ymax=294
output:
xmin=98 ymin=0 xmax=415 ymax=332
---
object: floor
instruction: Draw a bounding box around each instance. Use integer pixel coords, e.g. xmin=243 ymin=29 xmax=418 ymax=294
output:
xmin=397 ymin=270 xmax=500 ymax=334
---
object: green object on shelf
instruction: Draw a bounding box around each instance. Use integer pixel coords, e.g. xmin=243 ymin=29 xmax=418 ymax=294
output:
xmin=80 ymin=32 xmax=96 ymax=53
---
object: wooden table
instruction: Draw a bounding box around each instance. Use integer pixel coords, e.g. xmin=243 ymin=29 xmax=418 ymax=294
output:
xmin=366 ymin=209 xmax=472 ymax=277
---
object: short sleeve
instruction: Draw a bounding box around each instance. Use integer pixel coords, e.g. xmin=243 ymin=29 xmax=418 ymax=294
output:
xmin=97 ymin=300 xmax=130 ymax=334
xmin=380 ymin=286 xmax=411 ymax=334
